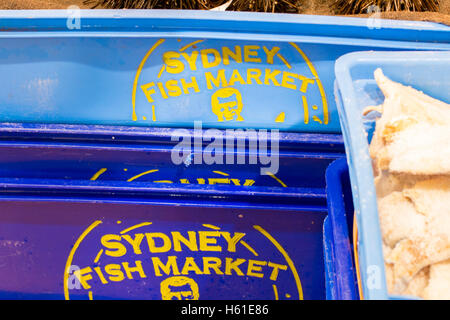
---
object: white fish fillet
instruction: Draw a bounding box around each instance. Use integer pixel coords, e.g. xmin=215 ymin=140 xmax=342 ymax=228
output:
xmin=367 ymin=69 xmax=450 ymax=175
xmin=378 ymin=191 xmax=426 ymax=248
xmin=367 ymin=69 xmax=450 ymax=299
xmin=403 ymin=267 xmax=429 ymax=298
xmin=423 ymin=260 xmax=450 ymax=300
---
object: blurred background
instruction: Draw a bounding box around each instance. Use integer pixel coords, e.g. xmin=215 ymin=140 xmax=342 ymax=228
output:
xmin=0 ymin=0 xmax=448 ymax=24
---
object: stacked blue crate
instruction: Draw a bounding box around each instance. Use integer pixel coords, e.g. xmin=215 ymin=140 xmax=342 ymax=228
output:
xmin=0 ymin=10 xmax=447 ymax=299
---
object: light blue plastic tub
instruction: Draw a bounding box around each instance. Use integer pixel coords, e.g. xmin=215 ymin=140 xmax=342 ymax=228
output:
xmin=334 ymin=51 xmax=450 ymax=300
xmin=0 ymin=10 xmax=449 ymax=133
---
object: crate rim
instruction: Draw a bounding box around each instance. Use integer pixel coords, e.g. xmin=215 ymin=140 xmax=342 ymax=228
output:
xmin=0 ymin=10 xmax=448 ymax=48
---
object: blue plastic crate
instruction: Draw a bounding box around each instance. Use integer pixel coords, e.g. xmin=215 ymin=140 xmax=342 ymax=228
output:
xmin=0 ymin=178 xmax=327 ymax=300
xmin=0 ymin=10 xmax=448 ymax=132
xmin=0 ymin=124 xmax=335 ymax=300
xmin=323 ymin=157 xmax=359 ymax=300
xmin=0 ymin=125 xmax=344 ymax=190
xmin=0 ymin=11 xmax=447 ymax=301
xmin=334 ymin=50 xmax=450 ymax=300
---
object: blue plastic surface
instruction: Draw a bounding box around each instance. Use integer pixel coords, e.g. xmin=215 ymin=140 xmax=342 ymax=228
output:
xmin=0 ymin=10 xmax=449 ymax=132
xmin=323 ymin=157 xmax=359 ymax=300
xmin=0 ymin=127 xmax=344 ymax=190
xmin=323 ymin=216 xmax=335 ymax=300
xmin=0 ymin=123 xmax=339 ymax=300
xmin=0 ymin=180 xmax=327 ymax=300
xmin=334 ymin=51 xmax=450 ymax=300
